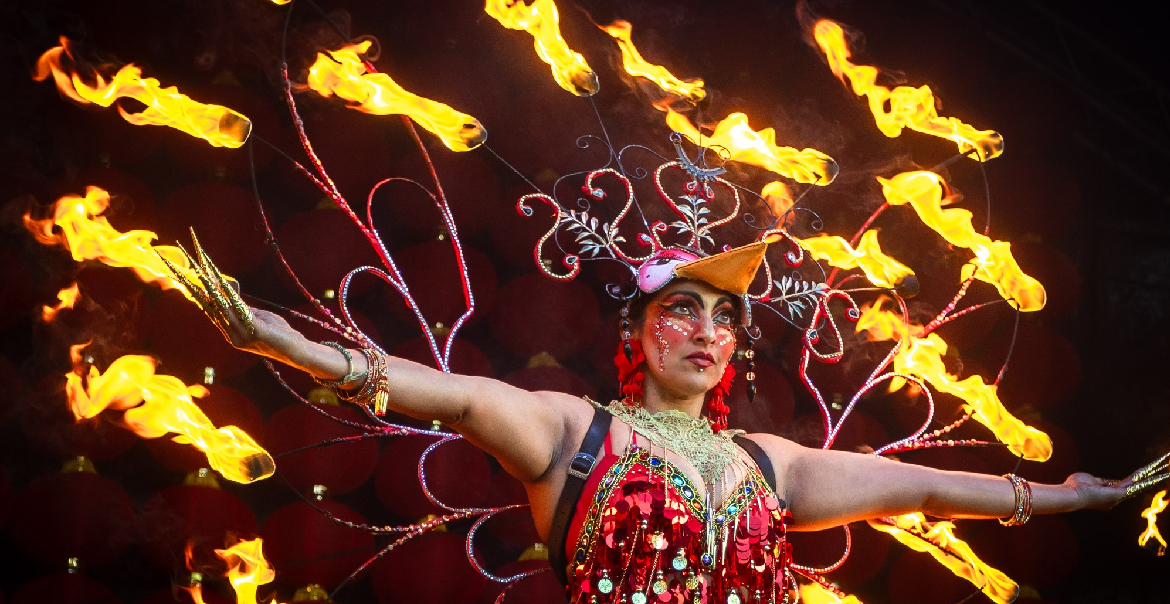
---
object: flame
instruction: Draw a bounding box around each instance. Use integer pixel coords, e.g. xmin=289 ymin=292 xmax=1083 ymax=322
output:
xmin=65 ymin=346 xmax=274 ymax=483
xmin=869 ymin=513 xmax=1018 ymax=604
xmin=42 ymin=283 xmax=81 ymax=321
xmin=485 ymin=0 xmax=598 ymax=96
xmin=856 ymin=300 xmax=1052 ymax=461
xmin=761 ymin=181 xmax=795 ymax=218
xmin=1138 ymin=490 xmax=1167 ymax=555
xmin=798 ymin=582 xmax=864 ymax=604
xmin=306 ymin=40 xmax=487 ymax=152
xmin=184 ymin=585 xmax=207 ymax=604
xmin=666 ymin=109 xmax=838 ymax=186
xmin=812 ymin=20 xmax=1001 ymax=161
xmin=69 ymin=341 xmax=92 ymax=366
xmin=600 ymin=20 xmax=705 ymax=103
xmin=216 ymin=538 xmax=279 ymax=604
xmin=34 ymin=37 xmax=251 ymax=148
xmin=23 ymin=186 xmax=204 ymax=298
xmin=797 ymin=231 xmax=914 ymax=289
xmin=878 ymin=171 xmax=1045 ymax=311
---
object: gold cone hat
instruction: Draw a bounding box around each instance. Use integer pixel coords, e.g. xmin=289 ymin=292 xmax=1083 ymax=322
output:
xmin=673 ymin=240 xmax=768 ymax=295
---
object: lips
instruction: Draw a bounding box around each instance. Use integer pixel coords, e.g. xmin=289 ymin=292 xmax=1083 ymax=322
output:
xmin=686 ymin=351 xmax=715 ymax=367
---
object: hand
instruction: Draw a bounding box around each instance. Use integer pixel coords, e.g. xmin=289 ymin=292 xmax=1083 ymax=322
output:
xmin=1063 ymin=473 xmax=1129 ymax=511
xmin=223 ymin=306 xmax=308 ymax=364
xmin=158 ymin=229 xmax=308 ymax=366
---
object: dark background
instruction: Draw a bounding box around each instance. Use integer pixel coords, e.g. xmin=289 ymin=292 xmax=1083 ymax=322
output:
xmin=0 ymin=0 xmax=1167 ymax=603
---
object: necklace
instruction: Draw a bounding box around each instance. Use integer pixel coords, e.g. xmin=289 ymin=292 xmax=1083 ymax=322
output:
xmin=604 ymin=400 xmax=744 ymax=486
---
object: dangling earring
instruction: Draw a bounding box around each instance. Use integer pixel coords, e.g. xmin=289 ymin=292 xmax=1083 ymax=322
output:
xmin=745 ymin=329 xmax=757 ymax=404
xmin=708 ymin=362 xmax=735 ymax=432
xmin=620 ymin=303 xmax=633 ymax=364
xmin=614 ymin=307 xmax=645 ymax=406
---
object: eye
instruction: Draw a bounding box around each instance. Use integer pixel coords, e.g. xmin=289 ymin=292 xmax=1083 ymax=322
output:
xmin=713 ymin=308 xmax=736 ymax=326
xmin=662 ymin=300 xmax=696 ymax=317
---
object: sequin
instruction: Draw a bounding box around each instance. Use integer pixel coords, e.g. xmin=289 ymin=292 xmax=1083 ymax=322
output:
xmin=568 ymin=437 xmax=790 ymax=604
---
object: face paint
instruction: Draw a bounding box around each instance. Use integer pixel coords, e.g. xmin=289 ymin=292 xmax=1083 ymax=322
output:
xmin=653 ymin=294 xmax=738 ymax=374
xmin=654 ymin=308 xmax=670 ymax=372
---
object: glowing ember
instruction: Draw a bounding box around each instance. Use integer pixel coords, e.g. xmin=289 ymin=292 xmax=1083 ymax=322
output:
xmin=870 ymin=514 xmax=1018 ymax=604
xmin=41 ymin=282 xmax=81 ymax=321
xmin=1138 ymin=490 xmax=1167 ymax=555
xmin=216 ymin=538 xmax=279 ymax=604
xmin=306 ymin=40 xmax=487 ymax=152
xmin=65 ymin=346 xmax=274 ymax=483
xmin=856 ymin=299 xmax=1053 ymax=461
xmin=879 ymin=171 xmax=1045 ymax=311
xmin=24 ymin=186 xmax=204 ymax=298
xmin=600 ymin=20 xmax=705 ymax=103
xmin=798 ymin=582 xmax=863 ymax=604
xmin=797 ymin=231 xmax=914 ymax=289
xmin=666 ymin=109 xmax=838 ymax=186
xmin=34 ymin=37 xmax=251 ymax=148
xmin=485 ymin=0 xmax=598 ymax=96
xmin=812 ymin=20 xmax=1001 ymax=161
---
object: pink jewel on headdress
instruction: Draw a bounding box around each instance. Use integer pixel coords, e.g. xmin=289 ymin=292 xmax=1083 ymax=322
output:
xmin=636 ymin=248 xmax=699 ymax=293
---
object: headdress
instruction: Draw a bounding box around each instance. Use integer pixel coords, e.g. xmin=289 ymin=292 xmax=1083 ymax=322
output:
xmin=514 ymin=133 xmax=861 ymax=431
xmin=517 ymin=134 xmax=854 ymax=336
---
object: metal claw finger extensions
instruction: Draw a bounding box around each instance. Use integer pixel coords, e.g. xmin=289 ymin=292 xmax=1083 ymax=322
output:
xmin=1126 ymin=472 xmax=1170 ymax=501
xmin=159 ymin=229 xmax=255 ymax=337
xmin=1129 ymin=452 xmax=1170 ymax=483
xmin=191 ymin=230 xmax=255 ymax=336
xmin=155 ymin=250 xmax=214 ymax=314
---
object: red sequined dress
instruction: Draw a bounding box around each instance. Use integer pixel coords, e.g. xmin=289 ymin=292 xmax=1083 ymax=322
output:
xmin=563 ymin=423 xmax=794 ymax=604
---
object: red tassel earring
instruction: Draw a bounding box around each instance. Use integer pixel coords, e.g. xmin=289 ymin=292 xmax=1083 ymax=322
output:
xmin=614 ymin=337 xmax=645 ymax=406
xmin=708 ymin=362 xmax=735 ymax=432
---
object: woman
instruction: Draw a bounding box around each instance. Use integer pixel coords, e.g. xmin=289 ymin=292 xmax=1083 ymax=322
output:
xmin=177 ymin=237 xmax=1135 ymax=604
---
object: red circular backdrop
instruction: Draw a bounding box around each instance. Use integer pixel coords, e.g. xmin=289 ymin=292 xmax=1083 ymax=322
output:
xmin=375 ymin=435 xmax=492 ymax=520
xmin=138 ymin=484 xmax=258 ymax=575
xmin=260 ymin=500 xmax=376 ymax=590
xmin=12 ymin=471 xmax=135 ymax=568
xmin=264 ymin=403 xmax=379 ymax=496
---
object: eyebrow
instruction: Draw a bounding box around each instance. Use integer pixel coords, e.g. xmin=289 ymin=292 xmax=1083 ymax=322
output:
xmin=663 ymin=290 xmax=736 ymax=311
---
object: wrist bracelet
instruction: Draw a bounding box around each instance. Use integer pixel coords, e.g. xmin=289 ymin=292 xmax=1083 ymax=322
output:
xmin=313 ymin=341 xmax=367 ymax=389
xmin=337 ymin=347 xmax=390 ymax=416
xmin=999 ymin=473 xmax=1032 ymax=527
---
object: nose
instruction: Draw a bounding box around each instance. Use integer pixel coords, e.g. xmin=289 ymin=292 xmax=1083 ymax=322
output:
xmin=693 ymin=313 xmax=717 ymax=344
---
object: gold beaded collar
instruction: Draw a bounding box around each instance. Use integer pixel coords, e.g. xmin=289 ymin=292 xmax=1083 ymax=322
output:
xmin=601 ymin=400 xmax=744 ymax=486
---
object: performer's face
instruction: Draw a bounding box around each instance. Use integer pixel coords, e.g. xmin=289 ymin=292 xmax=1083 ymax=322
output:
xmin=637 ymin=279 xmax=738 ymax=399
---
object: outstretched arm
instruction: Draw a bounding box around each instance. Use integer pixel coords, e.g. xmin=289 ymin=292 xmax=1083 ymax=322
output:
xmin=226 ymin=307 xmax=587 ymax=484
xmin=747 ymin=434 xmax=1128 ymax=532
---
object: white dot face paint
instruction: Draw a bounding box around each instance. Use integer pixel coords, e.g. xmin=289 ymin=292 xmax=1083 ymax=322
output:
xmin=649 ymin=287 xmax=738 ymax=379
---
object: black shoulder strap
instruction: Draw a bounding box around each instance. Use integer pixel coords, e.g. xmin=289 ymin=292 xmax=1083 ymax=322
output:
xmin=548 ymin=405 xmax=612 ymax=588
xmin=734 ymin=435 xmax=777 ymax=495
